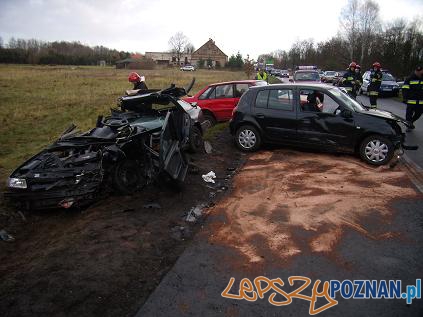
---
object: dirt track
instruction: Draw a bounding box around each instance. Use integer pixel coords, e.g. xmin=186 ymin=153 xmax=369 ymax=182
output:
xmin=0 ymin=131 xmax=243 ymax=317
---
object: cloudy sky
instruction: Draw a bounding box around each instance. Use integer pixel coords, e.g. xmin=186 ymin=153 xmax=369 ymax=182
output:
xmin=0 ymin=0 xmax=422 ymax=59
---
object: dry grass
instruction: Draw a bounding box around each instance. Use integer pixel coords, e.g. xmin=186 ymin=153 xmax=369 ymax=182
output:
xmin=0 ymin=65 xmax=247 ymax=182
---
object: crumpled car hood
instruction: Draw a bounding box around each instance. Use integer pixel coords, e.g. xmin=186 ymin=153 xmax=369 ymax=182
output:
xmin=360 ymin=109 xmax=409 ymax=126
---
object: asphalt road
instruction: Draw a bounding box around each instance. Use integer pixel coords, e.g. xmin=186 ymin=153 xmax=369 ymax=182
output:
xmin=136 ymin=148 xmax=423 ymax=317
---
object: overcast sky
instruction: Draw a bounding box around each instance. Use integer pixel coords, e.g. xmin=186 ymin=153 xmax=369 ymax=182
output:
xmin=0 ymin=0 xmax=422 ymax=59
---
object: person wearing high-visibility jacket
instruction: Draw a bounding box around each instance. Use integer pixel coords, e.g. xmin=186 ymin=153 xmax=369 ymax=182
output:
xmin=342 ymin=62 xmax=358 ymax=98
xmin=402 ymin=65 xmax=423 ymax=131
xmin=256 ymin=69 xmax=268 ymax=82
xmin=368 ymin=62 xmax=383 ymax=108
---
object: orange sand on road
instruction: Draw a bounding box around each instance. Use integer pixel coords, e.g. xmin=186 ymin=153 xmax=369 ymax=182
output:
xmin=210 ymin=150 xmax=420 ymax=263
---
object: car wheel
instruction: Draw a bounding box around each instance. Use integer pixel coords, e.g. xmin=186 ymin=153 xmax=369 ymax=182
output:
xmin=235 ymin=125 xmax=261 ymax=152
xmin=112 ymin=160 xmax=146 ymax=194
xmin=188 ymin=125 xmax=204 ymax=153
xmin=359 ymin=135 xmax=394 ymax=166
xmin=203 ymin=113 xmax=216 ymax=129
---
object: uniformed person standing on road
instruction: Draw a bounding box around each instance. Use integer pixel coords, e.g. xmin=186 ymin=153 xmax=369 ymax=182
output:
xmin=368 ymin=62 xmax=383 ymax=108
xmin=355 ymin=64 xmax=363 ymax=95
xmin=256 ymin=69 xmax=268 ymax=82
xmin=342 ymin=62 xmax=358 ymax=98
xmin=402 ymin=65 xmax=423 ymax=131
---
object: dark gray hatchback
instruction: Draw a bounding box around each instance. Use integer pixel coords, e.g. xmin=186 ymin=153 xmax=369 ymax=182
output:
xmin=229 ymin=83 xmax=417 ymax=165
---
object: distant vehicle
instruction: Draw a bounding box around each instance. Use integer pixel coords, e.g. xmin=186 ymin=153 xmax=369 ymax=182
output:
xmin=322 ymin=71 xmax=337 ymax=83
xmin=360 ymin=71 xmax=400 ymax=97
xmin=271 ymin=69 xmax=282 ymax=76
xmin=184 ymin=80 xmax=267 ymax=128
xmin=180 ymin=65 xmax=195 ymax=71
xmin=280 ymin=70 xmax=289 ymax=78
xmin=333 ymin=71 xmax=347 ymax=86
xmin=229 ymin=83 xmax=417 ymax=166
xmin=295 ymin=65 xmax=318 ymax=71
xmin=291 ymin=70 xmax=321 ymax=83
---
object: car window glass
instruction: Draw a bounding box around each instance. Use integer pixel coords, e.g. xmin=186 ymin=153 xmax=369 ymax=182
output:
xmin=199 ymin=87 xmax=213 ymax=100
xmin=235 ymin=84 xmax=250 ymax=98
xmin=268 ymin=89 xmax=294 ymax=111
xmin=299 ymin=89 xmax=325 ymax=112
xmin=213 ymin=84 xmax=233 ymax=99
xmin=255 ymin=90 xmax=269 ymax=108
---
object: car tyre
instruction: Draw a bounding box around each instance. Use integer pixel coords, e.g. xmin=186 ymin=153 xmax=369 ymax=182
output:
xmin=359 ymin=135 xmax=394 ymax=166
xmin=113 ymin=160 xmax=146 ymax=194
xmin=203 ymin=113 xmax=216 ymax=129
xmin=188 ymin=125 xmax=204 ymax=153
xmin=235 ymin=125 xmax=261 ymax=152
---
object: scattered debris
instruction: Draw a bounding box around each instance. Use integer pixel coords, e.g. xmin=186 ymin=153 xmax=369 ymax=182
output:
xmin=17 ymin=211 xmax=27 ymax=222
xmin=185 ymin=205 xmax=204 ymax=222
xmin=204 ymin=141 xmax=213 ymax=154
xmin=170 ymin=226 xmax=192 ymax=240
xmin=202 ymin=171 xmax=216 ymax=183
xmin=0 ymin=229 xmax=15 ymax=242
xmin=143 ymin=203 xmax=162 ymax=209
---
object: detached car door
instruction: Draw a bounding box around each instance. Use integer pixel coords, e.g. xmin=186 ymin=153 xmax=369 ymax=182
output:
xmin=159 ymin=107 xmax=190 ymax=182
xmin=296 ymin=89 xmax=357 ymax=151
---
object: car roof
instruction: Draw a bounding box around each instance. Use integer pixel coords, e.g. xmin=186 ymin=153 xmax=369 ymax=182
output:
xmin=250 ymin=83 xmax=336 ymax=90
xmin=294 ymin=70 xmax=319 ymax=73
xmin=208 ymin=80 xmax=263 ymax=86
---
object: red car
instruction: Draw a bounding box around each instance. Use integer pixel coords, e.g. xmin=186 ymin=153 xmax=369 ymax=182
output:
xmin=184 ymin=80 xmax=267 ymax=127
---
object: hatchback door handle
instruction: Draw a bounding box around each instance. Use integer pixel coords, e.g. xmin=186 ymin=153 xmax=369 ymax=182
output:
xmin=256 ymin=113 xmax=265 ymax=118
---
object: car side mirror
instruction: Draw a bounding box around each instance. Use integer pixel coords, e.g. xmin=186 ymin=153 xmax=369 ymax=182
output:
xmin=341 ymin=109 xmax=353 ymax=118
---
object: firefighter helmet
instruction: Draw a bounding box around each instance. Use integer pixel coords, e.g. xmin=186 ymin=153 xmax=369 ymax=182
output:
xmin=372 ymin=62 xmax=381 ymax=69
xmin=128 ymin=72 xmax=141 ymax=83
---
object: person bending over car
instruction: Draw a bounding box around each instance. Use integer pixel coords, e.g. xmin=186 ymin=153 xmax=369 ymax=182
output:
xmin=402 ymin=65 xmax=423 ymax=131
xmin=128 ymin=72 xmax=148 ymax=90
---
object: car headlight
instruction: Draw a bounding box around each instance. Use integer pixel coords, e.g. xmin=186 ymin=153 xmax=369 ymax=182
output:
xmin=8 ymin=178 xmax=27 ymax=189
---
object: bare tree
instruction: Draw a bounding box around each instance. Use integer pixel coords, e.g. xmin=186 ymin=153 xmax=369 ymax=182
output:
xmin=168 ymin=32 xmax=189 ymax=65
xmin=340 ymin=0 xmax=360 ymax=61
xmin=184 ymin=43 xmax=195 ymax=54
xmin=358 ymin=0 xmax=380 ymax=65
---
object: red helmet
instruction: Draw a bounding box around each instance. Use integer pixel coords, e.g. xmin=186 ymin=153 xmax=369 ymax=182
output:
xmin=349 ymin=62 xmax=357 ymax=68
xmin=372 ymin=62 xmax=381 ymax=69
xmin=128 ymin=72 xmax=141 ymax=83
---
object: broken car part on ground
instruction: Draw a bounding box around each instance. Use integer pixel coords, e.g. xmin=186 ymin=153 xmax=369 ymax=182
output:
xmin=5 ymin=81 xmax=205 ymax=210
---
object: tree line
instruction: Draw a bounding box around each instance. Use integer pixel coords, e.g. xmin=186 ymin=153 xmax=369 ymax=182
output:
xmin=259 ymin=0 xmax=422 ymax=78
xmin=0 ymin=37 xmax=131 ymax=65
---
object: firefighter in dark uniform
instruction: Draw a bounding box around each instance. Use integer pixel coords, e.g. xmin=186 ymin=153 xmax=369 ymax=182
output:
xmin=355 ymin=64 xmax=363 ymax=95
xmin=368 ymin=62 xmax=383 ymax=108
xmin=128 ymin=72 xmax=148 ymax=90
xmin=342 ymin=62 xmax=358 ymax=98
xmin=402 ymin=65 xmax=423 ymax=131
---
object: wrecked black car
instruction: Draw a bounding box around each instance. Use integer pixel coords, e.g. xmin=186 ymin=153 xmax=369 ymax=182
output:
xmin=5 ymin=83 xmax=204 ymax=210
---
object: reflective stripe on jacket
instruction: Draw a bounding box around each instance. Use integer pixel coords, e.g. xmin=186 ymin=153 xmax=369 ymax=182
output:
xmin=256 ymin=72 xmax=268 ymax=81
xmin=402 ymin=73 xmax=423 ymax=105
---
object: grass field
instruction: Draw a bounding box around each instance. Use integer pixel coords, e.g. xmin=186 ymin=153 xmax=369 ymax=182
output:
xmin=0 ymin=65 xmax=250 ymax=182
